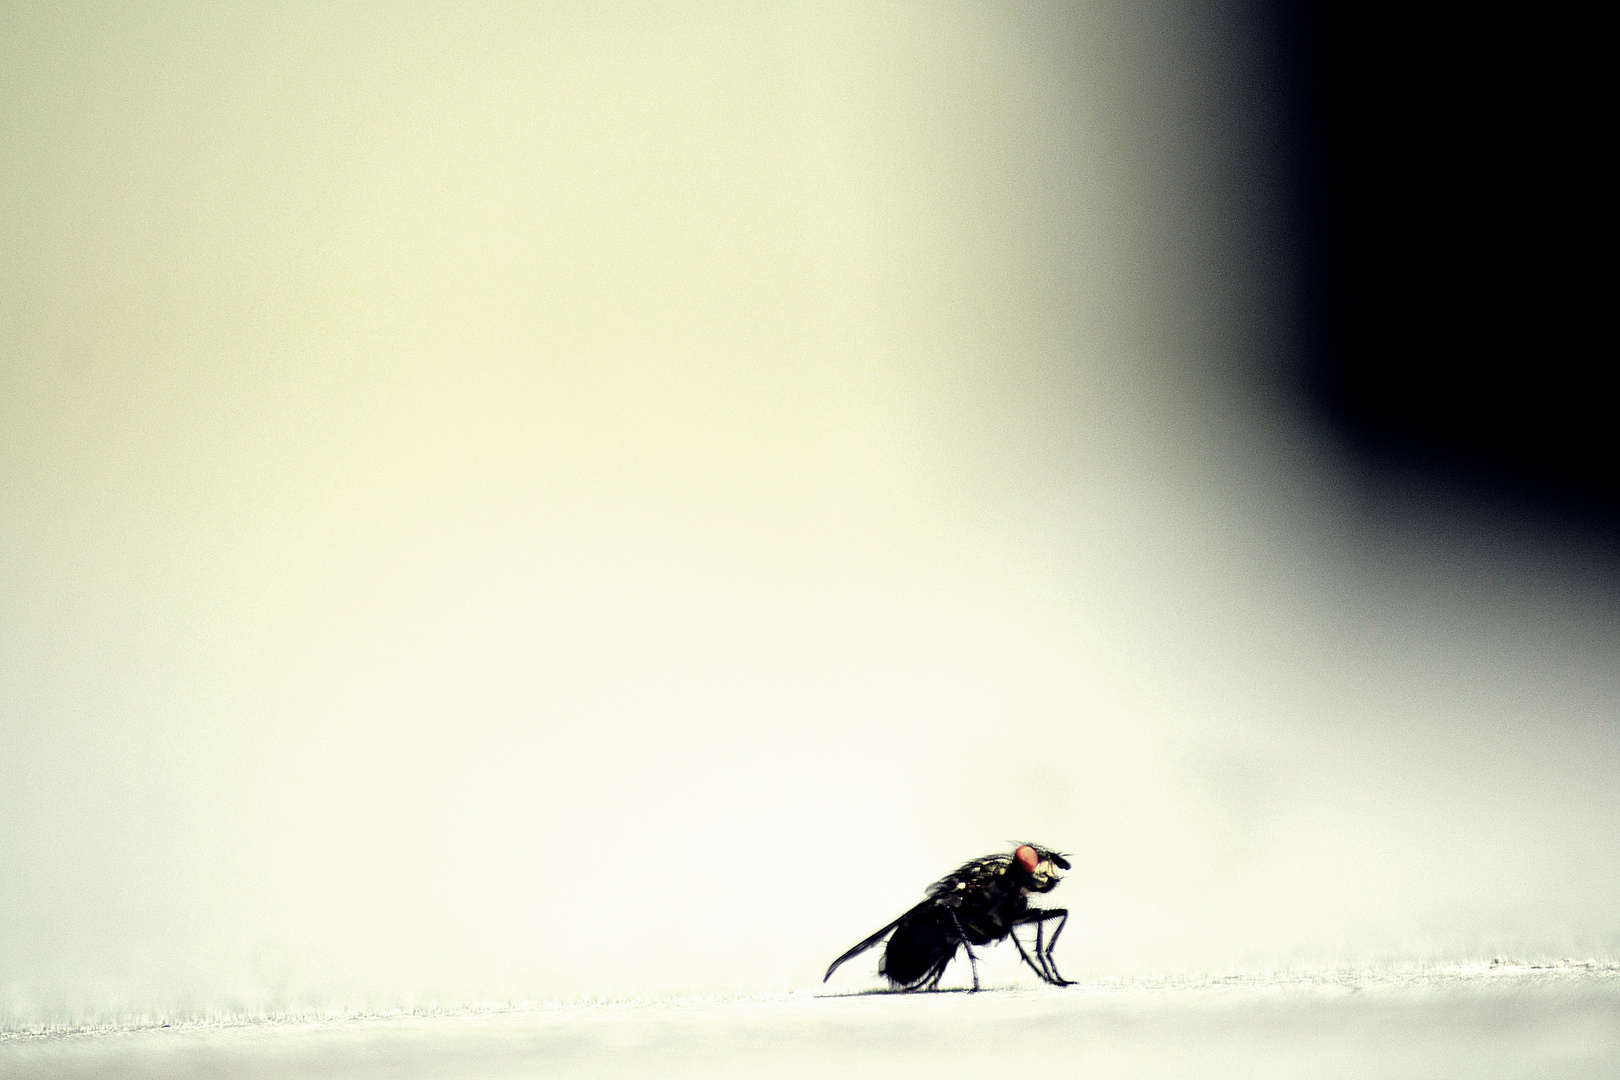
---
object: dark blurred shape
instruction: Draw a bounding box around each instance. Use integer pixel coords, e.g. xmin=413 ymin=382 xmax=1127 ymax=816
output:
xmin=1291 ymin=3 xmax=1609 ymax=528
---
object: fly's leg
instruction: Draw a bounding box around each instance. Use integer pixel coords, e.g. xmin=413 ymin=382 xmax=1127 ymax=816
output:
xmin=923 ymin=953 xmax=952 ymax=992
xmin=947 ymin=910 xmax=980 ymax=991
xmin=1009 ymin=925 xmax=1051 ymax=983
xmin=1013 ymin=910 xmax=1072 ymax=986
xmin=1034 ymin=919 xmax=1060 ymax=983
xmin=1042 ymin=910 xmax=1072 ymax=985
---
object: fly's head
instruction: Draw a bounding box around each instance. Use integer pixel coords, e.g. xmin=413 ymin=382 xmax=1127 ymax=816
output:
xmin=1013 ymin=844 xmax=1071 ymax=893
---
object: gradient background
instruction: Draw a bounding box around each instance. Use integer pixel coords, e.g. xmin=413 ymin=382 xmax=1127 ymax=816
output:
xmin=3 ymin=2 xmax=1616 ymax=1026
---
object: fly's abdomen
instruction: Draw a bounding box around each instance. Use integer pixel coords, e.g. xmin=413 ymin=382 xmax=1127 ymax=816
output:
xmin=880 ymin=907 xmax=955 ymax=987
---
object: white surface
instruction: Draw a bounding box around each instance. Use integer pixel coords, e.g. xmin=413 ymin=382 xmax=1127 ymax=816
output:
xmin=6 ymin=966 xmax=1618 ymax=1080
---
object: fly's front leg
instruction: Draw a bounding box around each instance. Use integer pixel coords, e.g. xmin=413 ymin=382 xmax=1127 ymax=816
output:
xmin=1038 ymin=910 xmax=1072 ymax=986
xmin=1009 ymin=925 xmax=1051 ymax=983
xmin=1034 ymin=918 xmax=1051 ymax=981
xmin=1014 ymin=910 xmax=1071 ymax=986
xmin=947 ymin=910 xmax=980 ymax=992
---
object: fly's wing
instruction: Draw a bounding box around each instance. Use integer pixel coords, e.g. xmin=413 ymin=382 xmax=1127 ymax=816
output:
xmin=824 ymin=900 xmax=930 ymax=982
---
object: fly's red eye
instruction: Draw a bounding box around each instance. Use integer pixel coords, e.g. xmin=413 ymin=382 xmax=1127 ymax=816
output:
xmin=1015 ymin=845 xmax=1039 ymax=872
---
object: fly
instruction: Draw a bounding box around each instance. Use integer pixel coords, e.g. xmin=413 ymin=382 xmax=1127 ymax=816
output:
xmin=824 ymin=843 xmax=1074 ymax=991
